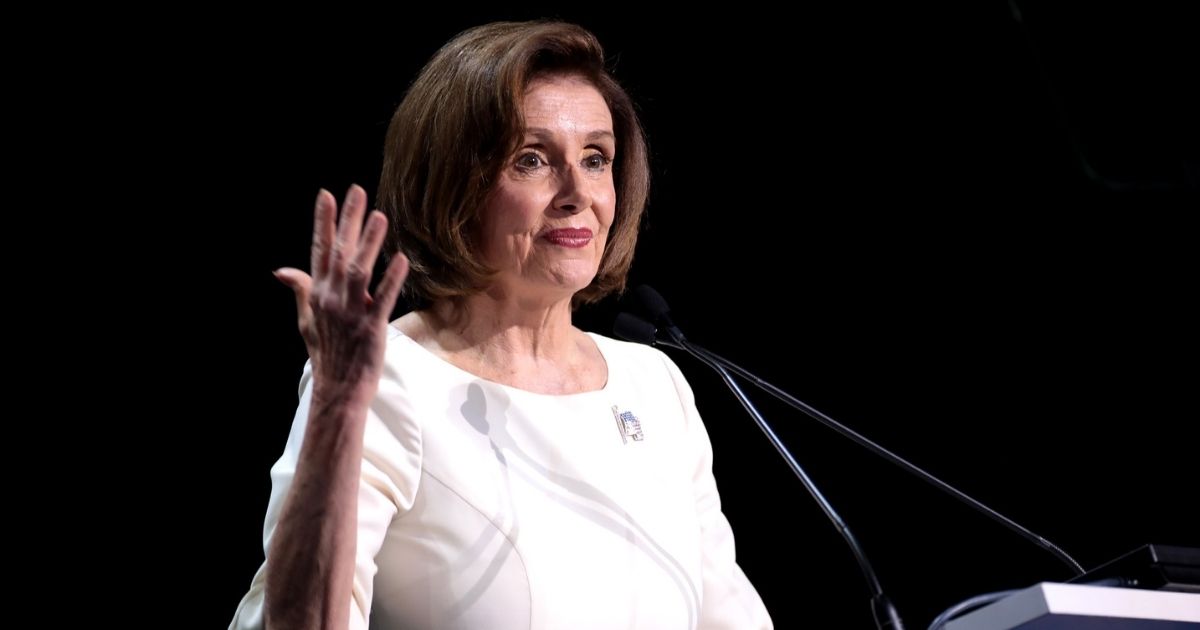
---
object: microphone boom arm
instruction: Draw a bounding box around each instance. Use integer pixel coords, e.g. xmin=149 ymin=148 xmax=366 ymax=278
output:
xmin=660 ymin=336 xmax=1084 ymax=577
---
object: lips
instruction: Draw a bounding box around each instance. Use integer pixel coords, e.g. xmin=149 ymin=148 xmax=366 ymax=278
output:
xmin=542 ymin=227 xmax=593 ymax=248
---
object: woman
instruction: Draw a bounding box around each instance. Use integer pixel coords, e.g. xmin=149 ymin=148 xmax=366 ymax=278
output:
xmin=232 ymin=21 xmax=772 ymax=630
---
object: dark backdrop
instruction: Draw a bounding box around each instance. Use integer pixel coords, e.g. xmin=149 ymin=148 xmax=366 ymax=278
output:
xmin=185 ymin=4 xmax=1197 ymax=628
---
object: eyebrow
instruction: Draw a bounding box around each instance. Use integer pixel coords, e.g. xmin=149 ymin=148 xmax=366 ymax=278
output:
xmin=524 ymin=127 xmax=616 ymax=144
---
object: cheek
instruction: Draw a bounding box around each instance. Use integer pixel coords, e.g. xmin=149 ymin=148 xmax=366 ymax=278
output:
xmin=597 ymin=181 xmax=617 ymax=229
xmin=481 ymin=223 xmax=533 ymax=262
xmin=479 ymin=190 xmax=540 ymax=247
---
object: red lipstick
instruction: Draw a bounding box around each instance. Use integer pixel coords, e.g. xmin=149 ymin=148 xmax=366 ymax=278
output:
xmin=542 ymin=227 xmax=593 ymax=248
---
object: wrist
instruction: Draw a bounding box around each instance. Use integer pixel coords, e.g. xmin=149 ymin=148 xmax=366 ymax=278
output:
xmin=311 ymin=378 xmax=378 ymax=411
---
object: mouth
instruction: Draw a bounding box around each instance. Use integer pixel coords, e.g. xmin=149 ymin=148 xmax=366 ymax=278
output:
xmin=541 ymin=227 xmax=594 ymax=248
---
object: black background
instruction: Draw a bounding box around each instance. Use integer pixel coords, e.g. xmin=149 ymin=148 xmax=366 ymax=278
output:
xmin=164 ymin=4 xmax=1198 ymax=628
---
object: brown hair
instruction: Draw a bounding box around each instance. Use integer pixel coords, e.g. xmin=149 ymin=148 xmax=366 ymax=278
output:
xmin=377 ymin=21 xmax=650 ymax=309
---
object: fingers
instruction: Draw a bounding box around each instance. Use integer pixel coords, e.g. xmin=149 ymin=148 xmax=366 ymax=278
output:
xmin=302 ymin=183 xmax=397 ymax=319
xmin=371 ymin=252 xmax=410 ymax=320
xmin=311 ymin=190 xmax=335 ymax=279
xmin=348 ymin=210 xmax=388 ymax=304
xmin=329 ymin=184 xmax=367 ymax=294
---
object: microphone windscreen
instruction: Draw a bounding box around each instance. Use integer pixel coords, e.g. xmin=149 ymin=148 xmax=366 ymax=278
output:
xmin=613 ymin=312 xmax=658 ymax=345
xmin=635 ymin=285 xmax=672 ymax=320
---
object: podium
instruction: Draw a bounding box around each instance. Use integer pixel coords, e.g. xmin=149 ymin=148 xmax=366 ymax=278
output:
xmin=944 ymin=582 xmax=1200 ymax=629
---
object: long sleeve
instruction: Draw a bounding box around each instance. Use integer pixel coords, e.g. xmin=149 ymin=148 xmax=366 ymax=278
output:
xmin=229 ymin=359 xmax=424 ymax=630
xmin=660 ymin=354 xmax=774 ymax=630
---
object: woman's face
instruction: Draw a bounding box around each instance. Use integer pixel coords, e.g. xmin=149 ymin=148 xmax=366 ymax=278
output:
xmin=477 ymin=75 xmax=617 ymax=302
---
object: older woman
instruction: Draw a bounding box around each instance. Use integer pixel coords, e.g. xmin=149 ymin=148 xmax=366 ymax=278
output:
xmin=231 ymin=21 xmax=772 ymax=630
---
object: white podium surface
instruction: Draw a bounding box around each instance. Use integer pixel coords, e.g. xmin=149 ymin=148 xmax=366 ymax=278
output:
xmin=945 ymin=582 xmax=1200 ymax=629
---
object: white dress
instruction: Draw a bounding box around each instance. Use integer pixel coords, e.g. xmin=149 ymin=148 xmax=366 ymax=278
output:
xmin=230 ymin=327 xmax=772 ymax=629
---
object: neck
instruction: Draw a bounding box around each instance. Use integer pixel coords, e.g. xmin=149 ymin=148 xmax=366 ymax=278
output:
xmin=397 ymin=286 xmax=606 ymax=395
xmin=427 ymin=287 xmax=577 ymax=363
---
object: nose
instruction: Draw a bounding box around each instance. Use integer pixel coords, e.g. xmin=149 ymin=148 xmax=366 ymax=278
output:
xmin=553 ymin=163 xmax=592 ymax=214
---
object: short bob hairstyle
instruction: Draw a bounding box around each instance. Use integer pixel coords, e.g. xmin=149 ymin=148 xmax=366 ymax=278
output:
xmin=378 ymin=21 xmax=650 ymax=309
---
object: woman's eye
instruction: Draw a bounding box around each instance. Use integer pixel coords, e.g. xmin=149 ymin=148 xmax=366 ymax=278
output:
xmin=584 ymin=154 xmax=611 ymax=170
xmin=516 ymin=153 xmax=544 ymax=169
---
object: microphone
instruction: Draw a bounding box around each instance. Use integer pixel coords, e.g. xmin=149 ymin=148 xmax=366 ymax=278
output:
xmin=613 ymin=311 xmax=657 ymax=346
xmin=633 ymin=285 xmax=685 ymax=341
xmin=616 ymin=296 xmax=906 ymax=630
xmin=621 ymin=285 xmax=1085 ymax=578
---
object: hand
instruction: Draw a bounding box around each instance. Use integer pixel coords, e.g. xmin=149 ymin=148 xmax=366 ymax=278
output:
xmin=274 ymin=185 xmax=409 ymax=397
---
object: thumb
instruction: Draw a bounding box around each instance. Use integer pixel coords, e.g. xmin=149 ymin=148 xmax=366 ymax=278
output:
xmin=273 ymin=267 xmax=313 ymax=319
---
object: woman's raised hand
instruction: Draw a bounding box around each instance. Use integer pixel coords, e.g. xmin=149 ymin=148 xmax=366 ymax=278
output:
xmin=274 ymin=185 xmax=409 ymax=397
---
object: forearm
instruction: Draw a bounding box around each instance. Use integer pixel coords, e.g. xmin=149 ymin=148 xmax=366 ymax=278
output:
xmin=264 ymin=386 xmax=374 ymax=630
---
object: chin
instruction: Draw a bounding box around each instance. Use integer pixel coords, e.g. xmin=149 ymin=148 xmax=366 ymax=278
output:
xmin=538 ymin=267 xmax=600 ymax=297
